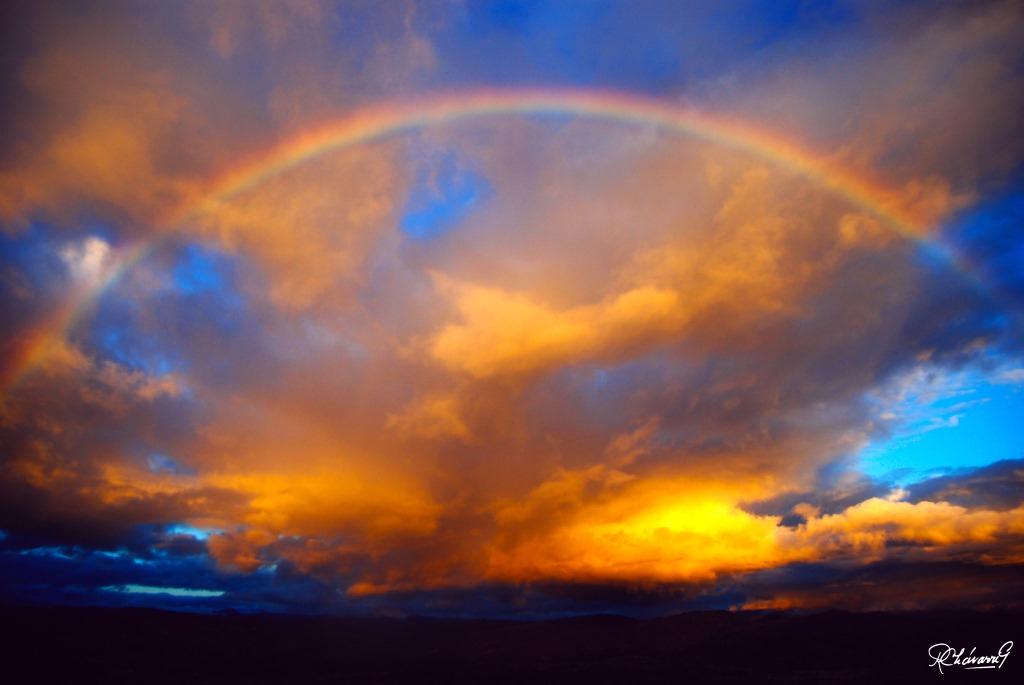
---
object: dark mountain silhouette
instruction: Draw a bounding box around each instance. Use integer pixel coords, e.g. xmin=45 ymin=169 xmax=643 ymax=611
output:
xmin=2 ymin=605 xmax=1018 ymax=682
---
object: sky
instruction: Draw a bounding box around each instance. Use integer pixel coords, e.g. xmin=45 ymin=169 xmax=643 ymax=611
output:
xmin=0 ymin=0 xmax=1023 ymax=617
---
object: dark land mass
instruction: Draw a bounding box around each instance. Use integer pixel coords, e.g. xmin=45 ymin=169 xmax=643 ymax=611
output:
xmin=1 ymin=605 xmax=1018 ymax=683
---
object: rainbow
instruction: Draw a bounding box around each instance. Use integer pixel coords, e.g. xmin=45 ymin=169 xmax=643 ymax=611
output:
xmin=0 ymin=240 xmax=155 ymax=396
xmin=0 ymin=88 xmax=956 ymax=397
xmin=183 ymin=89 xmax=930 ymax=236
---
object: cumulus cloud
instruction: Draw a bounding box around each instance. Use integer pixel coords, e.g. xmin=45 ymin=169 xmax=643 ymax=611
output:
xmin=59 ymin=237 xmax=111 ymax=285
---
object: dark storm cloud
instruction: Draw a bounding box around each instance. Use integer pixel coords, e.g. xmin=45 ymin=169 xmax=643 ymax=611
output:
xmin=734 ymin=559 xmax=1024 ymax=611
xmin=907 ymin=459 xmax=1024 ymax=511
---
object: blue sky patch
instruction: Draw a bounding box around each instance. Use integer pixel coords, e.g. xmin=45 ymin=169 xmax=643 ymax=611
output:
xmin=860 ymin=363 xmax=1024 ymax=485
xmin=401 ymin=151 xmax=489 ymax=240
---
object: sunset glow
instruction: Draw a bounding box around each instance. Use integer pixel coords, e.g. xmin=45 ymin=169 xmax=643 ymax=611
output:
xmin=1 ymin=0 xmax=1023 ymax=618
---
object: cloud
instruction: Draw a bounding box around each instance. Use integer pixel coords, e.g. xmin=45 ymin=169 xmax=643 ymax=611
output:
xmin=481 ymin=469 xmax=1024 ymax=590
xmin=189 ymin=146 xmax=409 ymax=308
xmin=387 ymin=392 xmax=472 ymax=441
xmin=428 ymin=278 xmax=685 ymax=378
xmin=737 ymin=560 xmax=1024 ymax=612
xmin=0 ymin=0 xmax=1022 ymax=615
xmin=997 ymin=368 xmax=1024 ymax=384
xmin=908 ymin=459 xmax=1024 ymax=511
xmin=59 ymin=237 xmax=112 ymax=285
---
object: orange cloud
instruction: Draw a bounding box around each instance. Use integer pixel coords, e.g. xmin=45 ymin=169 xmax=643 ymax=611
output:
xmin=387 ymin=392 xmax=473 ymax=441
xmin=428 ymin=279 xmax=685 ymax=378
xmin=483 ymin=477 xmax=1024 ymax=590
xmin=1 ymin=0 xmax=1022 ymax=613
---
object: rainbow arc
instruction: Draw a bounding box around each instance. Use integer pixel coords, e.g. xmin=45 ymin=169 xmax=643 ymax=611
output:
xmin=0 ymin=89 xmax=956 ymax=396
